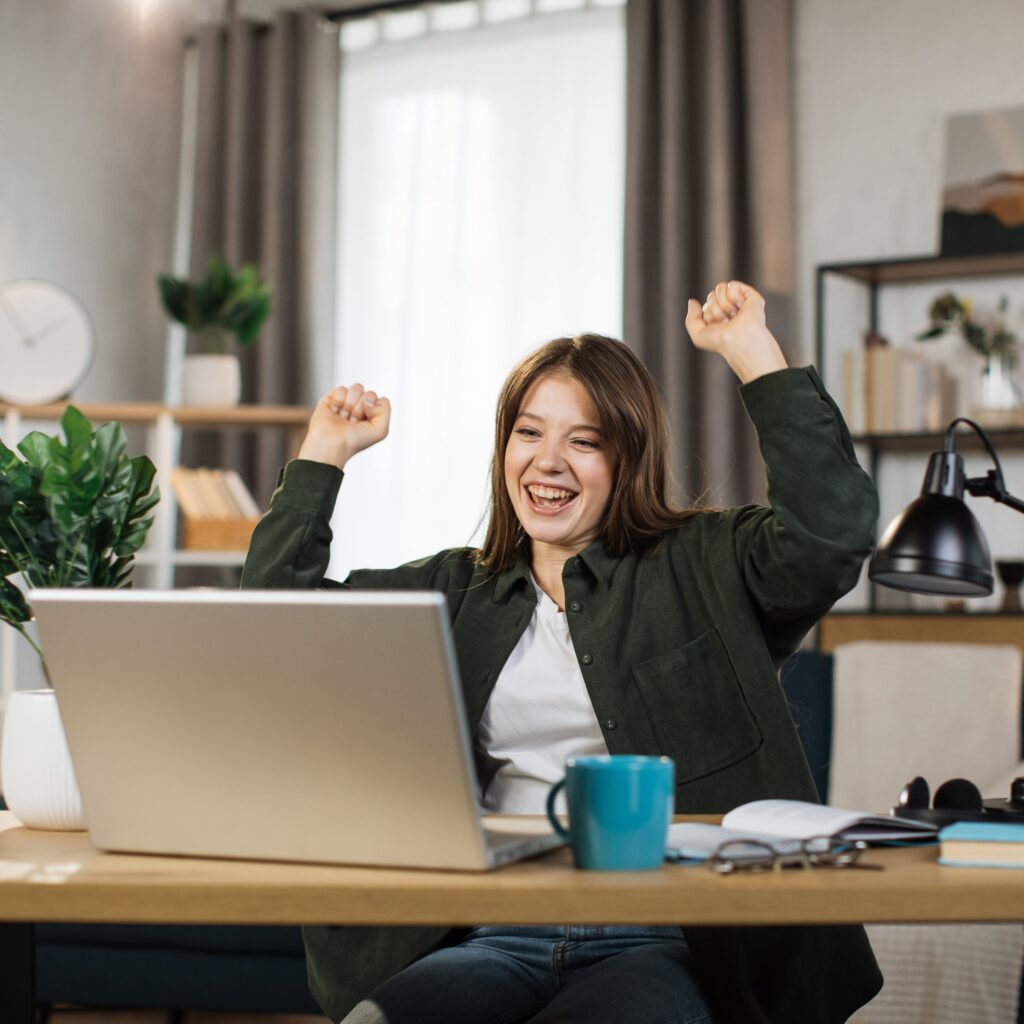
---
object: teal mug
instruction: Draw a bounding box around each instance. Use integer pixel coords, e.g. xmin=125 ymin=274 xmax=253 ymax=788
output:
xmin=546 ymin=755 xmax=675 ymax=870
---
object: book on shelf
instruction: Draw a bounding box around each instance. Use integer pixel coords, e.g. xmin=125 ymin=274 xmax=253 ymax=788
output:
xmin=938 ymin=821 xmax=1024 ymax=869
xmin=666 ymin=799 xmax=937 ymax=862
xmin=223 ymin=469 xmax=262 ymax=518
xmin=842 ymin=343 xmax=959 ymax=435
xmin=170 ymin=467 xmax=262 ymax=551
xmin=865 ymin=344 xmax=897 ymax=433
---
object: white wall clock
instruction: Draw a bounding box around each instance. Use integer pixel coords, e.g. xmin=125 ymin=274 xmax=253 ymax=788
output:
xmin=0 ymin=279 xmax=95 ymax=405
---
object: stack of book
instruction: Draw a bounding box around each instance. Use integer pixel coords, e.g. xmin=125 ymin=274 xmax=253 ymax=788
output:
xmin=841 ymin=343 xmax=959 ymax=435
xmin=939 ymin=821 xmax=1024 ymax=869
xmin=171 ymin=467 xmax=262 ymax=551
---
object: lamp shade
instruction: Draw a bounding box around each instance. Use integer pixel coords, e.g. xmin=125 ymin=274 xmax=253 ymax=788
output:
xmin=868 ymin=493 xmax=993 ymax=596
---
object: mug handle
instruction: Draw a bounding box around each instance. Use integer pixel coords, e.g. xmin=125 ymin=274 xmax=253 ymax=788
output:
xmin=546 ymin=777 xmax=570 ymax=840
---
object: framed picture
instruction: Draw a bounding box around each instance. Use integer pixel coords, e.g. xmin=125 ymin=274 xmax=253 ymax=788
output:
xmin=940 ymin=105 xmax=1024 ymax=256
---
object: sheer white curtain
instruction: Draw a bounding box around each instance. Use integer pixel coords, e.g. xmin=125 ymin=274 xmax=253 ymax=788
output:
xmin=331 ymin=1 xmax=625 ymax=579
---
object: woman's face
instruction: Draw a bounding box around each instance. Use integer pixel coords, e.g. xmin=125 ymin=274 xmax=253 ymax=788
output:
xmin=504 ymin=373 xmax=614 ymax=557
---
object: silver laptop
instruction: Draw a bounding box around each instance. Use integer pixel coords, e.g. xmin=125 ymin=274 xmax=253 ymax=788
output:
xmin=29 ymin=589 xmax=563 ymax=871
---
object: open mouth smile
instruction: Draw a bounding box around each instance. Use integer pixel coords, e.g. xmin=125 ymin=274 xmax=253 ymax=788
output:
xmin=525 ymin=483 xmax=579 ymax=514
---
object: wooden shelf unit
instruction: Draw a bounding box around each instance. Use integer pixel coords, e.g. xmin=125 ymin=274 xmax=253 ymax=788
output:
xmin=0 ymin=400 xmax=310 ymax=706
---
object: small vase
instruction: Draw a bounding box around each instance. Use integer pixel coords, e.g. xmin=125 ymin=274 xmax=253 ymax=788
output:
xmin=980 ymin=351 xmax=1023 ymax=410
xmin=1 ymin=689 xmax=87 ymax=830
xmin=181 ymin=353 xmax=242 ymax=407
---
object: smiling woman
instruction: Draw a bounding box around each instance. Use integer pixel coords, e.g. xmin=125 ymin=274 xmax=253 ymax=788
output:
xmin=242 ymin=280 xmax=884 ymax=1024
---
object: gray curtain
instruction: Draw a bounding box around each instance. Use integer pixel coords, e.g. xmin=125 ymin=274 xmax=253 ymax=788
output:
xmin=624 ymin=0 xmax=795 ymax=507
xmin=185 ymin=10 xmax=339 ymax=506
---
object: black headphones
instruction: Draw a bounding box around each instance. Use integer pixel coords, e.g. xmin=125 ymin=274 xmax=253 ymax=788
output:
xmin=895 ymin=775 xmax=1024 ymax=825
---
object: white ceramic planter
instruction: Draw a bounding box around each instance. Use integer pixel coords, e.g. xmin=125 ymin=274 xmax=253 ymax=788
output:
xmin=181 ymin=353 xmax=242 ymax=407
xmin=1 ymin=689 xmax=87 ymax=831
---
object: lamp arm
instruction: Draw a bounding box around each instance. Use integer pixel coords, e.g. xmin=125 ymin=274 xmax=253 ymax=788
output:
xmin=965 ymin=471 xmax=1024 ymax=514
xmin=1000 ymin=493 xmax=1024 ymax=515
xmin=945 ymin=416 xmax=1022 ymax=504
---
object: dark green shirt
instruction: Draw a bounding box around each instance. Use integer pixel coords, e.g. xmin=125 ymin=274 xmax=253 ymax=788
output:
xmin=241 ymin=366 xmax=883 ymax=1024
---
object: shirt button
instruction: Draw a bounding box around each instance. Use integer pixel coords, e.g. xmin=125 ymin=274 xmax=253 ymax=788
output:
xmin=569 ymin=600 xmax=582 ymax=612
xmin=606 ymin=718 xmax=618 ymax=730
xmin=572 ymin=558 xmax=582 ymax=569
xmin=581 ymin=654 xmax=593 ymax=665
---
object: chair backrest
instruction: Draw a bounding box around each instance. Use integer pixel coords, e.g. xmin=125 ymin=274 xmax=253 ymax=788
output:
xmin=779 ymin=650 xmax=833 ymax=802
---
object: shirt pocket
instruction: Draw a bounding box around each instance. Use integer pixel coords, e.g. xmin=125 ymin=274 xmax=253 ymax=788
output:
xmin=631 ymin=628 xmax=763 ymax=785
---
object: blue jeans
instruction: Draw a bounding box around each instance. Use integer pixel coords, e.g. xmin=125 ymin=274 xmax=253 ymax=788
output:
xmin=340 ymin=925 xmax=716 ymax=1024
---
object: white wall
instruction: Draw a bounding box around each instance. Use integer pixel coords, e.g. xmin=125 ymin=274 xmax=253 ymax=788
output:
xmin=0 ymin=0 xmax=221 ymax=404
xmin=795 ymin=0 xmax=1024 ymax=610
xmin=0 ymin=0 xmax=222 ymax=698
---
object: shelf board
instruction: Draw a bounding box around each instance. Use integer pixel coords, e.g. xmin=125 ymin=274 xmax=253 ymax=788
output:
xmin=820 ymin=612 xmax=1024 ymax=653
xmin=851 ymin=427 xmax=1024 ymax=453
xmin=0 ymin=401 xmax=310 ymax=428
xmin=135 ymin=550 xmax=247 ymax=567
xmin=819 ymin=251 xmax=1024 ymax=285
xmin=826 ymin=610 xmax=1024 ymax=618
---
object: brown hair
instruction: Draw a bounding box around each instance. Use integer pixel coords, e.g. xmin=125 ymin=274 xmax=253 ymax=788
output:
xmin=477 ymin=333 xmax=697 ymax=573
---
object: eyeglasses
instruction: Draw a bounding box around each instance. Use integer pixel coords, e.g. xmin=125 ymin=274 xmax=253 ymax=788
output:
xmin=707 ymin=835 xmax=884 ymax=874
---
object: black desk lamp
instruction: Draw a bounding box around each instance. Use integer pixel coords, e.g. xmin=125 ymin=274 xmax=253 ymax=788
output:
xmin=868 ymin=417 xmax=1024 ymax=596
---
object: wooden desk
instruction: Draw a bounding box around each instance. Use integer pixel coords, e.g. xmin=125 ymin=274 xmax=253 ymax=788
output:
xmin=2 ymin=811 xmax=1023 ymax=1019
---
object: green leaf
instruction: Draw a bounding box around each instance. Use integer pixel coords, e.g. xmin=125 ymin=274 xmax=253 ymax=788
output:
xmin=0 ymin=578 xmax=31 ymax=626
xmin=0 ymin=437 xmax=21 ymax=472
xmin=17 ymin=431 xmax=52 ymax=469
xmin=157 ymin=274 xmax=190 ymax=326
xmin=61 ymin=406 xmax=94 ymax=459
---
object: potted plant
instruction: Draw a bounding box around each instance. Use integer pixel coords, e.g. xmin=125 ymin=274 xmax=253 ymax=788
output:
xmin=0 ymin=407 xmax=159 ymax=829
xmin=158 ymin=253 xmax=273 ymax=407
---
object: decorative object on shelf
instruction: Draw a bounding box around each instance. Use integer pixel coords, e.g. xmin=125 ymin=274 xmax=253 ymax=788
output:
xmin=917 ymin=292 xmax=1022 ymax=424
xmin=868 ymin=417 xmax=1024 ymax=598
xmin=996 ymin=560 xmax=1024 ymax=613
xmin=0 ymin=406 xmax=159 ymax=830
xmin=940 ymin=105 xmax=1024 ymax=258
xmin=0 ymin=279 xmax=95 ymax=405
xmin=157 ymin=254 xmax=273 ymax=407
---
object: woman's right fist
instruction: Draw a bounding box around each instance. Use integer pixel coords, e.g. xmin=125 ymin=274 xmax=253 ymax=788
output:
xmin=297 ymin=383 xmax=391 ymax=470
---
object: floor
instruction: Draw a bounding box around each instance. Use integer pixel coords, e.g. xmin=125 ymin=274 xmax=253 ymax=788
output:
xmin=46 ymin=1012 xmax=330 ymax=1024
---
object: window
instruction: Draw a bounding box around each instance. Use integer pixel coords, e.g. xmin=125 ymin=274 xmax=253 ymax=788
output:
xmin=331 ymin=0 xmax=625 ymax=578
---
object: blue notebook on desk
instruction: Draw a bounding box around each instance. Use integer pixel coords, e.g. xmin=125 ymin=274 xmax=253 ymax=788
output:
xmin=939 ymin=821 xmax=1024 ymax=869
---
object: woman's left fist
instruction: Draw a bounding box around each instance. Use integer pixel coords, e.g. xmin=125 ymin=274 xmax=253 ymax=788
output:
xmin=684 ymin=280 xmax=787 ymax=384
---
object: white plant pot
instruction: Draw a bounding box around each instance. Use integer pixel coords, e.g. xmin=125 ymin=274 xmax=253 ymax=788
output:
xmin=1 ymin=689 xmax=87 ymax=831
xmin=181 ymin=353 xmax=241 ymax=407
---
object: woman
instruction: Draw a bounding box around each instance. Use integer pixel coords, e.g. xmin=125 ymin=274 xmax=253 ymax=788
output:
xmin=241 ymin=281 xmax=883 ymax=1024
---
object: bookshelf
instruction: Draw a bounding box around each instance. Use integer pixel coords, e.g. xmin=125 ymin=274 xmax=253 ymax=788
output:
xmin=815 ymin=250 xmax=1024 ymax=621
xmin=0 ymin=400 xmax=310 ymax=707
xmin=814 ymin=250 xmax=1024 ymax=384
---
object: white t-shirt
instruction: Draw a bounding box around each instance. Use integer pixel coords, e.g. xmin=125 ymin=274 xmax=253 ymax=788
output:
xmin=476 ymin=574 xmax=609 ymax=814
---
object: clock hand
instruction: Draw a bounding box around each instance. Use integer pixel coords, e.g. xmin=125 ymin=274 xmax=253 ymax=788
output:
xmin=0 ymin=295 xmax=33 ymax=347
xmin=26 ymin=316 xmax=69 ymax=348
